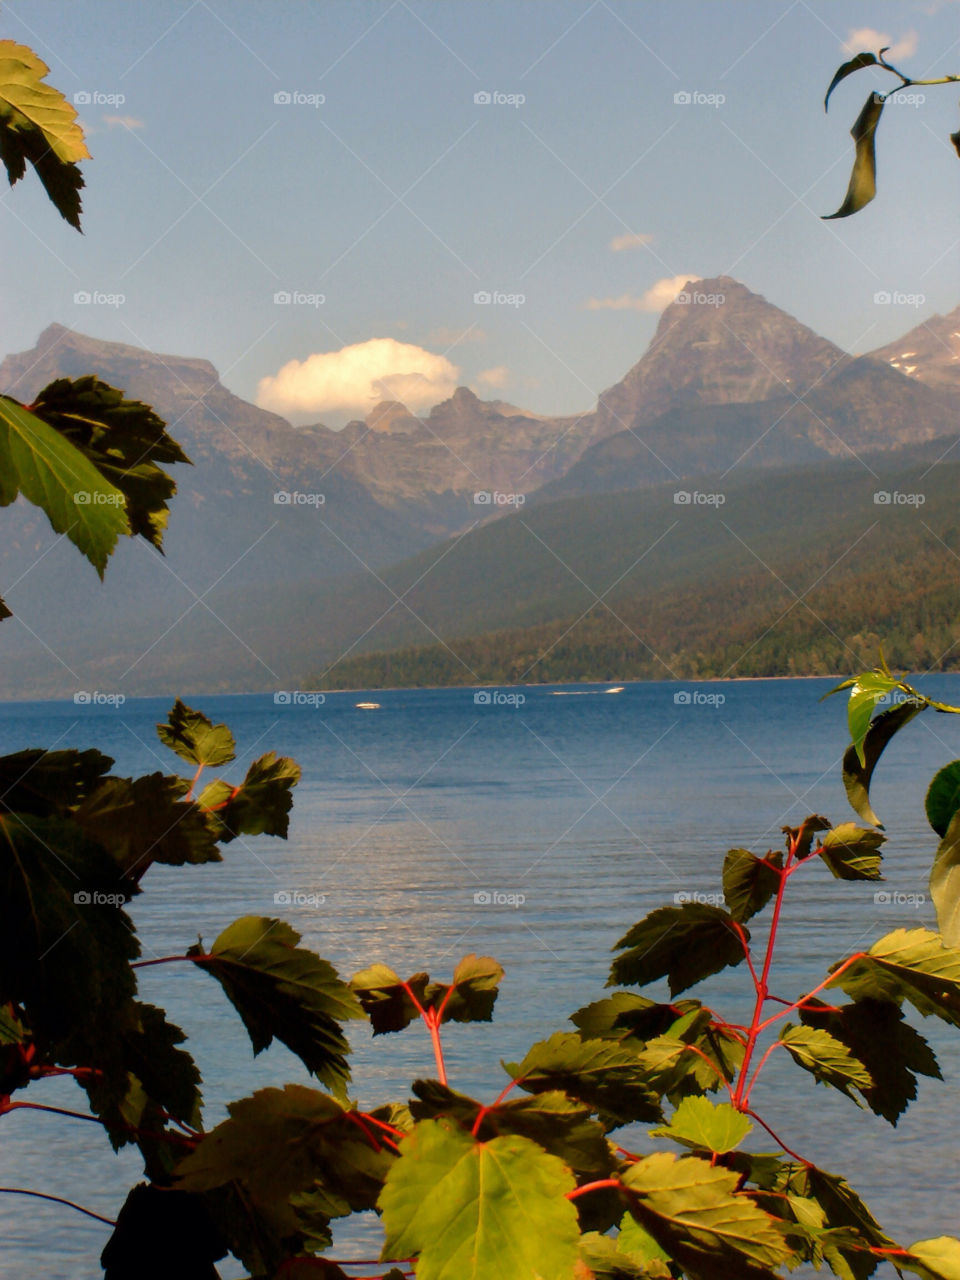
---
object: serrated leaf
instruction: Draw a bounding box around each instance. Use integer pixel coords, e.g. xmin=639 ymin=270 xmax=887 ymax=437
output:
xmin=651 ymin=1095 xmax=752 ymax=1154
xmin=30 ymin=376 xmax=189 ymax=551
xmin=723 ymin=849 xmax=782 ymax=923
xmin=843 ymin=699 xmax=922 ymax=828
xmin=0 ymin=39 xmax=88 ymax=227
xmin=778 ymin=1024 xmax=872 ymax=1105
xmin=818 ymin=824 xmax=885 ymax=881
xmin=156 ymin=699 xmax=236 ymax=767
xmin=212 ymin=751 xmax=301 ymax=841
xmin=828 ymin=929 xmax=960 ymax=1027
xmin=824 ymin=90 xmax=885 ymax=220
xmin=0 ymin=746 xmax=113 ymax=816
xmin=379 ymin=1117 xmax=581 ymax=1280
xmin=931 ymin=809 xmax=960 ymax=948
xmin=350 ymin=963 xmax=426 ymax=1034
xmin=436 ymin=952 xmax=504 ymax=1023
xmin=409 ymin=1080 xmax=615 ymax=1177
xmin=579 ymin=1229 xmax=662 ymax=1278
xmin=504 ymin=1030 xmax=663 ymax=1126
xmin=799 ymin=998 xmax=939 ymax=1125
xmin=100 ymin=1182 xmax=227 ymax=1279
xmin=176 ymin=1084 xmax=393 ymax=1275
xmin=572 ymin=992 xmax=695 ymax=1044
xmin=636 ymin=1029 xmax=744 ymax=1105
xmin=824 ymin=52 xmax=879 ymax=111
xmin=189 ymin=916 xmax=362 ymax=1094
xmin=0 ymin=393 xmax=129 ymax=574
xmin=842 ymin=673 xmax=901 ymax=764
xmin=610 ymin=903 xmax=747 ymax=996
xmin=900 ymin=1237 xmax=960 ymax=1280
xmin=787 ymin=1165 xmax=895 ymax=1280
xmin=926 ymin=761 xmax=960 ymax=838
xmin=73 ymin=772 xmax=219 ymax=880
xmin=786 ymin=814 xmax=831 ymax=860
xmin=620 ymin=1151 xmax=791 ymax=1278
xmin=618 ymin=1213 xmax=673 ymax=1266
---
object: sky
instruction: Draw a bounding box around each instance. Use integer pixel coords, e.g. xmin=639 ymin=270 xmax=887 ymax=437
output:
xmin=2 ymin=0 xmax=960 ymax=426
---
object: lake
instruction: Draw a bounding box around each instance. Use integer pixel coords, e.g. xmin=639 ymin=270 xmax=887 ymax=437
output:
xmin=2 ymin=677 xmax=959 ymax=1278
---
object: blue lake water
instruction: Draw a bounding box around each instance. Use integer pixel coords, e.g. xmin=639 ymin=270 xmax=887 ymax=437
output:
xmin=2 ymin=677 xmax=960 ymax=1278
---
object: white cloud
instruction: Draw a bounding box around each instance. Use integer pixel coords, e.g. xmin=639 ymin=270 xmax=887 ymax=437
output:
xmin=843 ymin=28 xmax=917 ymax=60
xmin=103 ymin=114 xmax=145 ymax=129
xmin=586 ymin=274 xmax=701 ymax=313
xmin=256 ymin=338 xmax=460 ymax=417
xmin=609 ymin=232 xmax=654 ymax=252
xmin=475 ymin=365 xmax=510 ymax=389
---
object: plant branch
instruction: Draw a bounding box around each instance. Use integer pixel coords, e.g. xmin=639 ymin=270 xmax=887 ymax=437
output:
xmin=0 ymin=1186 xmax=115 ymax=1227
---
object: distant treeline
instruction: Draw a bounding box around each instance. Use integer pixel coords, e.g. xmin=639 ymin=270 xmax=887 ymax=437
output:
xmin=307 ymin=537 xmax=960 ymax=689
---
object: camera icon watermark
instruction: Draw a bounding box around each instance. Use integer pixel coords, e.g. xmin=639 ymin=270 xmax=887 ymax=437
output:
xmin=673 ymin=490 xmax=725 ymax=506
xmin=873 ymin=290 xmax=925 ymax=307
xmin=673 ymin=90 xmax=725 ymax=108
xmin=274 ymin=90 xmax=325 ymax=107
xmin=473 ymin=290 xmax=525 ymax=307
xmin=873 ymin=890 xmax=925 ymax=907
xmin=274 ymin=491 xmax=325 ymax=506
xmin=473 ymin=889 xmax=526 ymax=908
xmin=273 ymin=889 xmax=326 ymax=907
xmin=473 ymin=90 xmax=525 ymax=107
xmin=74 ymin=290 xmax=125 ymax=308
xmin=674 ymin=690 xmax=725 ymax=707
xmin=673 ymin=890 xmax=725 ymax=906
xmin=74 ymin=690 xmax=126 ymax=707
xmin=273 ymin=691 xmax=325 ymax=707
xmin=73 ymin=90 xmax=125 ymax=106
xmin=473 ymin=490 xmax=525 ymax=506
xmin=273 ymin=290 xmax=324 ymax=307
xmin=474 ymin=689 xmax=526 ymax=707
xmin=74 ymin=490 xmax=126 ymax=506
xmin=873 ymin=491 xmax=925 ymax=506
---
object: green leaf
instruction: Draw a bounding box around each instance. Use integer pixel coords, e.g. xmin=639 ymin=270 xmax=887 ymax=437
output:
xmin=29 ymin=376 xmax=189 ymax=551
xmin=723 ymin=849 xmax=782 ymax=923
xmin=788 ymin=1165 xmax=895 ymax=1280
xmin=73 ymin=773 xmax=220 ymax=880
xmin=579 ymin=1229 xmax=665 ymax=1278
xmin=504 ymin=1030 xmax=663 ymax=1126
xmin=843 ymin=699 xmax=923 ymax=828
xmin=0 ymin=746 xmax=112 ymax=816
xmin=651 ymin=1095 xmax=752 ymax=1155
xmin=824 ymin=52 xmax=879 ymax=111
xmin=842 ymin=672 xmax=901 ymax=765
xmin=620 ymin=1151 xmax=792 ymax=1278
xmin=0 ymin=1005 xmax=26 ymax=1046
xmin=572 ymin=992 xmax=687 ymax=1043
xmin=786 ymin=814 xmax=831 ymax=860
xmin=635 ymin=1028 xmax=745 ymax=1104
xmin=828 ymin=929 xmax=960 ymax=1027
xmin=189 ymin=916 xmax=362 ymax=1094
xmin=379 ymin=1117 xmax=581 ymax=1280
xmin=818 ymin=824 xmax=885 ymax=881
xmin=824 ymin=90 xmax=885 ymax=220
xmin=0 ymin=393 xmax=129 ymax=574
xmin=778 ymin=1024 xmax=872 ymax=1104
xmin=409 ymin=1080 xmax=615 ymax=1177
xmin=212 ymin=751 xmax=301 ymax=841
xmin=156 ymin=699 xmax=236 ymax=767
xmin=926 ymin=761 xmax=960 ymax=838
xmin=436 ymin=952 xmax=504 ymax=1024
xmin=931 ymin=810 xmax=960 ymax=948
xmin=610 ymin=903 xmax=747 ymax=996
xmin=0 ymin=39 xmax=88 ymax=227
xmin=900 ymin=1237 xmax=960 ymax=1280
xmin=799 ymin=998 xmax=939 ymax=1125
xmin=176 ymin=1084 xmax=393 ymax=1275
xmin=350 ymin=963 xmax=426 ymax=1034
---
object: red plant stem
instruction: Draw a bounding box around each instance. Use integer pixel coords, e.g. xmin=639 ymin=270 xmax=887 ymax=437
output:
xmin=744 ymin=1109 xmax=810 ymax=1166
xmin=733 ymin=854 xmax=792 ymax=1108
xmin=743 ymin=1041 xmax=785 ymax=1101
xmin=678 ymin=1043 xmax=736 ymax=1102
xmin=185 ymin=762 xmax=205 ymax=802
xmin=732 ymin=920 xmax=761 ymax=996
xmin=0 ymin=1186 xmax=116 ymax=1227
xmin=754 ymin=953 xmax=866 ymax=1035
xmin=424 ymin=1009 xmax=447 ymax=1086
xmin=565 ymin=1178 xmax=622 ymax=1201
xmin=361 ymin=1113 xmax=406 ymax=1140
xmin=344 ymin=1110 xmax=384 ymax=1153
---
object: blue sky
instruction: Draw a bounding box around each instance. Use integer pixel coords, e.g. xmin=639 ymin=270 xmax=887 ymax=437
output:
xmin=2 ymin=0 xmax=960 ymax=424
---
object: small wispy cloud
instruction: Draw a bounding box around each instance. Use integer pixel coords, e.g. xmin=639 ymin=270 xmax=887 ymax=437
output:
xmin=586 ymin=274 xmax=701 ymax=313
xmin=609 ymin=232 xmax=654 ymax=252
xmin=103 ymin=114 xmax=145 ymax=129
xmin=475 ymin=365 xmax=510 ymax=389
xmin=843 ymin=28 xmax=918 ymax=60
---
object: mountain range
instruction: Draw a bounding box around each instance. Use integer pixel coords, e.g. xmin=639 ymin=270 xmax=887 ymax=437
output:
xmin=1 ymin=274 xmax=958 ymax=698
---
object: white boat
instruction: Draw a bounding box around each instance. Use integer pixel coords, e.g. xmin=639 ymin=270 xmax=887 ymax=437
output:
xmin=355 ymin=701 xmax=381 ymax=709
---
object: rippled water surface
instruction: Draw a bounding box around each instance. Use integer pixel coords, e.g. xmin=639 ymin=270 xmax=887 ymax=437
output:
xmin=2 ymin=677 xmax=959 ymax=1277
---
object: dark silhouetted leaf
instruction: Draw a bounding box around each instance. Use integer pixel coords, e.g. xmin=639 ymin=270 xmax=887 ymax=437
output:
xmin=799 ymin=998 xmax=940 ymax=1124
xmin=843 ymin=699 xmax=923 ymax=827
xmin=503 ymin=1031 xmax=662 ymax=1126
xmin=824 ymin=90 xmax=885 ymax=219
xmin=818 ymin=824 xmax=885 ymax=881
xmin=157 ymin=700 xmax=236 ymax=767
xmin=213 ymin=751 xmax=300 ymax=841
xmin=786 ymin=814 xmax=831 ymax=860
xmin=101 ymin=1182 xmax=226 ymax=1280
xmin=927 ymin=761 xmax=960 ymax=838
xmin=828 ymin=929 xmax=960 ymax=1027
xmin=824 ymin=52 xmax=879 ymax=111
xmin=610 ymin=903 xmax=747 ymax=996
xmin=723 ymin=849 xmax=782 ymax=923
xmin=379 ymin=1117 xmax=580 ymax=1280
xmin=572 ymin=991 xmax=695 ymax=1044
xmin=350 ymin=964 xmax=427 ymax=1034
xmin=189 ymin=916 xmax=362 ymax=1094
xmin=0 ymin=746 xmax=112 ymax=816
xmin=30 ymin=376 xmax=189 ymax=551
xmin=0 ymin=40 xmax=88 ymax=227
